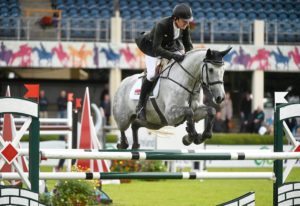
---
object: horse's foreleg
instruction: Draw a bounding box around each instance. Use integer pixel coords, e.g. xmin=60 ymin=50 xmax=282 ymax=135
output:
xmin=166 ymin=106 xmax=199 ymax=146
xmin=193 ymin=106 xmax=216 ymax=144
xmin=117 ymin=131 xmax=129 ymax=149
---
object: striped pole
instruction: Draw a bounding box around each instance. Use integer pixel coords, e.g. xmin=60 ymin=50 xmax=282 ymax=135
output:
xmin=18 ymin=149 xmax=300 ymax=160
xmin=0 ymin=172 xmax=275 ymax=180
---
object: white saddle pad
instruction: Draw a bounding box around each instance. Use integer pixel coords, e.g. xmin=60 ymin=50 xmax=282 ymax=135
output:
xmin=129 ymin=78 xmax=160 ymax=100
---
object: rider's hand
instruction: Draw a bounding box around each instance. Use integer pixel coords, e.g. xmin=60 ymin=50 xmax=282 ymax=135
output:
xmin=172 ymin=54 xmax=185 ymax=62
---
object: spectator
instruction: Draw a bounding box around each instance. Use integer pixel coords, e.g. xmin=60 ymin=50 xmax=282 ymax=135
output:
xmin=100 ymin=93 xmax=111 ymax=125
xmin=220 ymin=92 xmax=233 ymax=132
xmin=100 ymin=84 xmax=109 ymax=104
xmin=239 ymin=91 xmax=252 ymax=133
xmin=286 ymin=117 xmax=298 ymax=136
xmin=39 ymin=90 xmax=49 ymax=118
xmin=55 ymin=90 xmax=68 ymax=171
xmin=249 ymin=106 xmax=265 ymax=133
xmin=213 ymin=111 xmax=226 ymax=133
xmin=57 ymin=90 xmax=67 ymax=118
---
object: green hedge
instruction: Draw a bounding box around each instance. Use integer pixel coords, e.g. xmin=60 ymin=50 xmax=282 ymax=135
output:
xmin=206 ymin=133 xmax=288 ymax=145
xmin=21 ymin=135 xmax=60 ymax=142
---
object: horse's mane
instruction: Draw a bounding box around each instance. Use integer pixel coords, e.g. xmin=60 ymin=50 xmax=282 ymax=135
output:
xmin=186 ymin=48 xmax=207 ymax=55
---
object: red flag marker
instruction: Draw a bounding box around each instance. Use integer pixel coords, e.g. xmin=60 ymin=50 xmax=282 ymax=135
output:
xmin=68 ymin=93 xmax=74 ymax=102
xmin=76 ymin=98 xmax=82 ymax=109
xmin=24 ymin=84 xmax=39 ymax=100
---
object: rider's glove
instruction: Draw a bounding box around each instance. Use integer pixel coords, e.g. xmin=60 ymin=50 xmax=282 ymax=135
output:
xmin=172 ymin=54 xmax=185 ymax=62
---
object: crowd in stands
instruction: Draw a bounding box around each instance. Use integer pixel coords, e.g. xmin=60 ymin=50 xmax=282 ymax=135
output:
xmin=212 ymin=91 xmax=299 ymax=136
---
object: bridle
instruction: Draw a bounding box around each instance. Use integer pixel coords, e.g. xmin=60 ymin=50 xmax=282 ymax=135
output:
xmin=201 ymin=59 xmax=224 ymax=90
xmin=158 ymin=57 xmax=224 ymax=107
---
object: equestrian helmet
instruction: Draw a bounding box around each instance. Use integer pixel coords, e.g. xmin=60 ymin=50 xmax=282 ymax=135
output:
xmin=172 ymin=3 xmax=193 ymax=22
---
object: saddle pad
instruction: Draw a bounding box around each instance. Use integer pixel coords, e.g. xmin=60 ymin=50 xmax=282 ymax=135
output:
xmin=129 ymin=78 xmax=160 ymax=100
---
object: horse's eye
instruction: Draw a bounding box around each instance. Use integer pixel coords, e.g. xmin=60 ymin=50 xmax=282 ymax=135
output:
xmin=209 ymin=68 xmax=214 ymax=73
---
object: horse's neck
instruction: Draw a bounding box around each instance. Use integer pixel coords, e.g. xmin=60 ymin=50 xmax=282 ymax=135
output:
xmin=162 ymin=52 xmax=202 ymax=89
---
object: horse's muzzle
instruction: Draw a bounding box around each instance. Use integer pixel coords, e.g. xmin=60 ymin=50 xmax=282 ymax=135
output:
xmin=215 ymin=96 xmax=224 ymax=104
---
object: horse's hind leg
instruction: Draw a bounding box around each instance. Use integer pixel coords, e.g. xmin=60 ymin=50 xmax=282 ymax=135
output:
xmin=117 ymin=131 xmax=129 ymax=149
xmin=131 ymin=121 xmax=141 ymax=149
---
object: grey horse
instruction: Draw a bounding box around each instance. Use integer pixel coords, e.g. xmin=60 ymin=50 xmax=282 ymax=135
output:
xmin=113 ymin=48 xmax=231 ymax=149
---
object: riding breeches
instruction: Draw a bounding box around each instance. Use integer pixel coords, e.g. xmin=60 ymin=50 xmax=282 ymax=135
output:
xmin=145 ymin=55 xmax=160 ymax=81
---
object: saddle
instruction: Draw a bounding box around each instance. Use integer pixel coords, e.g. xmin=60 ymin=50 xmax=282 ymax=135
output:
xmin=129 ymin=58 xmax=169 ymax=100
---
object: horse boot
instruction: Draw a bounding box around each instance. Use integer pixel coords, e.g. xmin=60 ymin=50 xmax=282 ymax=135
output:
xmin=136 ymin=79 xmax=153 ymax=121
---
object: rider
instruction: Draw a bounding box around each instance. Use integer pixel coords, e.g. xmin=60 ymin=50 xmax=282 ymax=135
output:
xmin=135 ymin=3 xmax=194 ymax=121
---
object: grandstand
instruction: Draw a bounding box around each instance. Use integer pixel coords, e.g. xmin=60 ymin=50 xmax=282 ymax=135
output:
xmin=0 ymin=0 xmax=300 ymax=123
xmin=0 ymin=0 xmax=299 ymax=44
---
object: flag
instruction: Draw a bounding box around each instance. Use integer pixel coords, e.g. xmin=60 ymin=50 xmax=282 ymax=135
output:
xmin=274 ymin=92 xmax=288 ymax=104
xmin=68 ymin=93 xmax=74 ymax=102
xmin=76 ymin=98 xmax=82 ymax=109
xmin=24 ymin=84 xmax=39 ymax=100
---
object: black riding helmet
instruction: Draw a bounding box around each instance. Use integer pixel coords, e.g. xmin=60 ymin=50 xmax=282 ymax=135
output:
xmin=172 ymin=3 xmax=193 ymax=22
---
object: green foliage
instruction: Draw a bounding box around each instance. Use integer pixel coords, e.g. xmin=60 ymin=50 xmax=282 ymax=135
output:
xmin=105 ymin=133 xmax=118 ymax=143
xmin=52 ymin=180 xmax=98 ymax=205
xmin=21 ymin=135 xmax=60 ymax=142
xmin=139 ymin=160 xmax=167 ymax=172
xmin=110 ymin=160 xmax=140 ymax=172
xmin=110 ymin=160 xmax=167 ymax=173
xmin=39 ymin=192 xmax=52 ymax=206
xmin=206 ymin=133 xmax=288 ymax=145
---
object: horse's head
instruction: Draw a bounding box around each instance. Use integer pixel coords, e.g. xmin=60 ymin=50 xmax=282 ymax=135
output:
xmin=201 ymin=47 xmax=231 ymax=104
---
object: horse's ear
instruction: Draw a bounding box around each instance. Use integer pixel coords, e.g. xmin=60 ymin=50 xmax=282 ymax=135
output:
xmin=220 ymin=47 xmax=232 ymax=57
xmin=206 ymin=49 xmax=212 ymax=58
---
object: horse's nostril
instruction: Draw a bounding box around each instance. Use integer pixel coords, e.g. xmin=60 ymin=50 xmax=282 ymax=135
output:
xmin=216 ymin=96 xmax=224 ymax=103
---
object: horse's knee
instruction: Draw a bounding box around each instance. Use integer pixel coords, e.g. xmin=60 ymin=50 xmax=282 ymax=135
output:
xmin=207 ymin=107 xmax=216 ymax=118
xmin=131 ymin=121 xmax=140 ymax=131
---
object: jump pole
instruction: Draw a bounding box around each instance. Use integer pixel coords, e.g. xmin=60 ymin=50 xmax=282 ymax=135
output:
xmin=18 ymin=149 xmax=300 ymax=160
xmin=0 ymin=171 xmax=275 ymax=180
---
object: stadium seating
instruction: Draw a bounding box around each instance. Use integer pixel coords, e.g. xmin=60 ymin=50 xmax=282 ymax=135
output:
xmin=0 ymin=0 xmax=21 ymax=38
xmin=1 ymin=0 xmax=299 ymax=43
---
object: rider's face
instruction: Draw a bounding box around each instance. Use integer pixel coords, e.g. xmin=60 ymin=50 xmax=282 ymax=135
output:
xmin=175 ymin=18 xmax=189 ymax=30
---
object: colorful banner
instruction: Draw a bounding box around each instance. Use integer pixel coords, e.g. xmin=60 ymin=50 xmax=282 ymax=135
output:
xmin=0 ymin=41 xmax=300 ymax=71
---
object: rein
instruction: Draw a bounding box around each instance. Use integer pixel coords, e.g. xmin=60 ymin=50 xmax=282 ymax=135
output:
xmin=158 ymin=61 xmax=198 ymax=96
xmin=158 ymin=57 xmax=224 ymax=107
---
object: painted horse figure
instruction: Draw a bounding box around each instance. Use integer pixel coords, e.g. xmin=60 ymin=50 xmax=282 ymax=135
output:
xmin=113 ymin=48 xmax=231 ymax=149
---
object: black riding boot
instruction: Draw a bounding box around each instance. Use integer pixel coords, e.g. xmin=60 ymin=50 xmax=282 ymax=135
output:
xmin=136 ymin=79 xmax=153 ymax=121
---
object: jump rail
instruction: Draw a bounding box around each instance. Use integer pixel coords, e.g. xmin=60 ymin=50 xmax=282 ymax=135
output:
xmin=0 ymin=172 xmax=275 ymax=180
xmin=18 ymin=149 xmax=300 ymax=160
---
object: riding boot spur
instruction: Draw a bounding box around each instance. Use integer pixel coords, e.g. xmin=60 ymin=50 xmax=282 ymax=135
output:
xmin=136 ymin=79 xmax=154 ymax=121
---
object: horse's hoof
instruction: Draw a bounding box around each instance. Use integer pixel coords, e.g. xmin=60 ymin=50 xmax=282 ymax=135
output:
xmin=117 ymin=142 xmax=129 ymax=150
xmin=182 ymin=134 xmax=193 ymax=146
xmin=203 ymin=132 xmax=212 ymax=140
xmin=193 ymin=134 xmax=204 ymax=145
xmin=132 ymin=143 xmax=140 ymax=150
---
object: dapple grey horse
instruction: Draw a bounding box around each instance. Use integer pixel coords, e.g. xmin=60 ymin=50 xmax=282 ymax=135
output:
xmin=113 ymin=48 xmax=231 ymax=149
